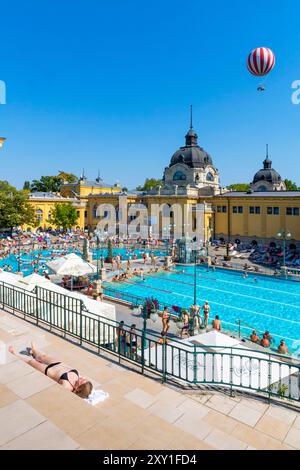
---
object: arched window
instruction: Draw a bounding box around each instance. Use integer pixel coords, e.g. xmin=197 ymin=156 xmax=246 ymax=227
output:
xmin=36 ymin=209 xmax=43 ymax=223
xmin=173 ymin=171 xmax=186 ymax=181
xmin=256 ymin=185 xmax=267 ymax=192
xmin=162 ymin=204 xmax=171 ymax=217
xmin=206 ymin=172 xmax=214 ymax=182
xmin=92 ymin=204 xmax=98 ymax=218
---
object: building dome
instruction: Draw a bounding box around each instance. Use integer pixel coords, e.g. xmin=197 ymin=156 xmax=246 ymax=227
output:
xmin=170 ymin=128 xmax=213 ymax=168
xmin=170 ymin=146 xmax=213 ymax=168
xmin=250 ymin=146 xmax=286 ymax=192
xmin=253 ymin=168 xmax=282 ymax=184
xmin=252 ymin=153 xmax=282 ymax=184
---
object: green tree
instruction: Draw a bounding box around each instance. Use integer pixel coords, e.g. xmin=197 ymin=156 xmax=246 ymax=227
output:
xmin=57 ymin=171 xmax=78 ymax=184
xmin=23 ymin=181 xmax=31 ymax=191
xmin=48 ymin=203 xmax=78 ymax=230
xmin=0 ymin=181 xmax=37 ymax=229
xmin=136 ymin=178 xmax=162 ymax=192
xmin=30 ymin=176 xmax=61 ymax=193
xmin=227 ymin=183 xmax=250 ymax=191
xmin=29 ymin=171 xmax=77 ymax=193
xmin=283 ymin=179 xmax=299 ymax=191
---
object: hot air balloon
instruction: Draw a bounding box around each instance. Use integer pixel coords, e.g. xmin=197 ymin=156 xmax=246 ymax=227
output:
xmin=247 ymin=47 xmax=275 ymax=91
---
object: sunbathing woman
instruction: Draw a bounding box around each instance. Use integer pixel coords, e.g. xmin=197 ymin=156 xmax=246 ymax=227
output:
xmin=8 ymin=342 xmax=93 ymax=399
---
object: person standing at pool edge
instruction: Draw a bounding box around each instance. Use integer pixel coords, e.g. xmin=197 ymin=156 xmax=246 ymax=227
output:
xmin=202 ymin=301 xmax=210 ymax=329
xmin=161 ymin=306 xmax=170 ymax=337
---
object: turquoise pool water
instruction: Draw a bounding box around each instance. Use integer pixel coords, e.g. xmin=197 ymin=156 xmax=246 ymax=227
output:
xmin=0 ymin=248 xmax=81 ymax=275
xmin=104 ymin=266 xmax=300 ymax=352
xmin=91 ymin=247 xmax=166 ymax=260
xmin=0 ymin=247 xmax=166 ymax=275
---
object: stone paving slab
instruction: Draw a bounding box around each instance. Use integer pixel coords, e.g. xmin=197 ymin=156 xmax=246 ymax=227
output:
xmin=174 ymin=412 xmax=213 ymax=441
xmin=229 ymin=402 xmax=263 ymax=427
xmin=0 ymin=309 xmax=299 ymax=450
xmin=255 ymin=414 xmax=292 ymax=442
xmin=0 ymin=384 xmax=19 ymax=408
xmin=124 ymin=388 xmax=159 ymax=409
xmin=283 ymin=427 xmax=300 ymax=449
xmin=6 ymin=370 xmax=54 ymax=399
xmin=2 ymin=421 xmax=79 ymax=450
xmin=0 ymin=360 xmax=34 ymax=384
xmin=204 ymin=428 xmax=248 ymax=450
xmin=0 ymin=400 xmax=46 ymax=446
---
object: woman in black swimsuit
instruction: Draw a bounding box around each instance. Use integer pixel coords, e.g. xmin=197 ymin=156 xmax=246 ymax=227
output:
xmin=8 ymin=342 xmax=93 ymax=399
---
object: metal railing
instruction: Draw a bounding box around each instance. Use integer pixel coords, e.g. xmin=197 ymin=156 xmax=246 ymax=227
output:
xmin=102 ymin=285 xmax=295 ymax=355
xmin=0 ymin=280 xmax=299 ymax=404
xmin=103 ymin=285 xmax=176 ymax=312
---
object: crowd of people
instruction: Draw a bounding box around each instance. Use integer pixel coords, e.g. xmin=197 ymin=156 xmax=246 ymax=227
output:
xmin=159 ymin=301 xmax=222 ymax=342
xmin=249 ymin=243 xmax=300 ymax=269
xmin=249 ymin=329 xmax=289 ymax=354
xmin=116 ymin=321 xmax=141 ymax=358
xmin=0 ymin=229 xmax=85 ymax=275
xmin=158 ymin=301 xmax=289 ymax=356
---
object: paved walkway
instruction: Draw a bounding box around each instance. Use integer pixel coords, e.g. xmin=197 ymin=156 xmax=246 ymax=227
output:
xmin=0 ymin=309 xmax=299 ymax=450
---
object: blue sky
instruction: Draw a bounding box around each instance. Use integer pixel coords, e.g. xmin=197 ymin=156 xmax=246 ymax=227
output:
xmin=0 ymin=0 xmax=300 ymax=189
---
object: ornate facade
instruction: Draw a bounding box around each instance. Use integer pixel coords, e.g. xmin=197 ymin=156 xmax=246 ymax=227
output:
xmin=158 ymin=125 xmax=220 ymax=197
xmin=26 ymin=124 xmax=300 ymax=244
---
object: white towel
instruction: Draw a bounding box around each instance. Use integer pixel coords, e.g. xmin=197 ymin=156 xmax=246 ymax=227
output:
xmin=85 ymin=389 xmax=109 ymax=406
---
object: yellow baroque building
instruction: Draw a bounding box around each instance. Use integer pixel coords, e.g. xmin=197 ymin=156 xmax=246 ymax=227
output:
xmin=27 ymin=124 xmax=300 ymax=245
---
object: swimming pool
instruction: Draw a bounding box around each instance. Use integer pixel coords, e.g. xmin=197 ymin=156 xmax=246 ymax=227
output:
xmin=104 ymin=266 xmax=300 ymax=353
xmin=91 ymin=247 xmax=166 ymax=260
xmin=0 ymin=248 xmax=81 ymax=275
xmin=0 ymin=247 xmax=166 ymax=276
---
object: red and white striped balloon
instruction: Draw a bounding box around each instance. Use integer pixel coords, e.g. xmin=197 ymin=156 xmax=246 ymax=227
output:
xmin=247 ymin=47 xmax=275 ymax=77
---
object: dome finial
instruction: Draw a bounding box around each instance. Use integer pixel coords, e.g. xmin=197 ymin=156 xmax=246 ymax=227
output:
xmin=96 ymin=169 xmax=101 ymax=183
xmin=263 ymin=144 xmax=272 ymax=169
xmin=185 ymin=105 xmax=198 ymax=146
xmin=80 ymin=168 xmax=86 ymax=181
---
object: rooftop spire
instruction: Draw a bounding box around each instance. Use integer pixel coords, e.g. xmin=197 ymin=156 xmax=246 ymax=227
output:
xmin=190 ymin=104 xmax=193 ymax=129
xmin=263 ymin=144 xmax=272 ymax=169
xmin=185 ymin=104 xmax=198 ymax=146
xmin=79 ymin=168 xmax=86 ymax=181
xmin=96 ymin=169 xmax=101 ymax=183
